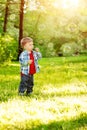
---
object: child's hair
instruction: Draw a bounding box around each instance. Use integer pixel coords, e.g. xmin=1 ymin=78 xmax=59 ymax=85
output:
xmin=21 ymin=37 xmax=33 ymax=48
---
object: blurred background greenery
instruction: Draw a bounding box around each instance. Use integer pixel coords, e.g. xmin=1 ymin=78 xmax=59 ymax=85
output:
xmin=0 ymin=0 xmax=87 ymax=63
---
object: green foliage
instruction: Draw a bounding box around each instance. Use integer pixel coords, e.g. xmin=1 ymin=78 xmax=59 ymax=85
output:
xmin=60 ymin=42 xmax=82 ymax=56
xmin=0 ymin=34 xmax=18 ymax=63
xmin=0 ymin=0 xmax=87 ymax=58
xmin=23 ymin=8 xmax=87 ymax=57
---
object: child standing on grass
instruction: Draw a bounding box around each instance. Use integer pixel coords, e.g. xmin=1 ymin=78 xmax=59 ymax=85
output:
xmin=18 ymin=37 xmax=42 ymax=96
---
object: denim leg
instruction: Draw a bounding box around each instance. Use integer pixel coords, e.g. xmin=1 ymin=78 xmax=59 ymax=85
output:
xmin=18 ymin=75 xmax=29 ymax=93
xmin=26 ymin=75 xmax=34 ymax=94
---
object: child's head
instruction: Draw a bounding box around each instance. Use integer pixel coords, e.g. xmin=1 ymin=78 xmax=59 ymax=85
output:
xmin=21 ymin=37 xmax=34 ymax=51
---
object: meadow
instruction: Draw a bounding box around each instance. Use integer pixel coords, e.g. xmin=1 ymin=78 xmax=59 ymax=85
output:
xmin=0 ymin=56 xmax=87 ymax=130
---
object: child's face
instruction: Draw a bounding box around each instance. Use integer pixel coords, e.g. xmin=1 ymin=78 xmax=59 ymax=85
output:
xmin=24 ymin=41 xmax=34 ymax=51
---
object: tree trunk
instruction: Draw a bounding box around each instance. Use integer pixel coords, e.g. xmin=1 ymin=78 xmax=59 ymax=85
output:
xmin=3 ymin=0 xmax=9 ymax=33
xmin=18 ymin=0 xmax=24 ymax=59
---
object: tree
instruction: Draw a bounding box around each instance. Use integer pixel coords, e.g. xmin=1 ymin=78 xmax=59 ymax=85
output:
xmin=3 ymin=0 xmax=9 ymax=33
xmin=18 ymin=0 xmax=24 ymax=58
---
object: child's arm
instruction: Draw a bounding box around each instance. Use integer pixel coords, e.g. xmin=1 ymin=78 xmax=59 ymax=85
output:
xmin=35 ymin=48 xmax=42 ymax=59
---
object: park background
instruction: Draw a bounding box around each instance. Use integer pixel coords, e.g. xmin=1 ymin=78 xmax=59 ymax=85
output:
xmin=0 ymin=0 xmax=87 ymax=130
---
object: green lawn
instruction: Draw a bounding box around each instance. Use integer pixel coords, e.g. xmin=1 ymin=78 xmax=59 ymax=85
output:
xmin=0 ymin=56 xmax=87 ymax=130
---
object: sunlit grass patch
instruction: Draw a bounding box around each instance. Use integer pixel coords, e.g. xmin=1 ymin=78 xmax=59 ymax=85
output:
xmin=0 ymin=96 xmax=87 ymax=130
xmin=41 ymin=82 xmax=87 ymax=97
xmin=0 ymin=56 xmax=87 ymax=129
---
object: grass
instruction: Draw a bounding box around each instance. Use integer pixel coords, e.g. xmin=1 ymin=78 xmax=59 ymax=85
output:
xmin=0 ymin=55 xmax=87 ymax=130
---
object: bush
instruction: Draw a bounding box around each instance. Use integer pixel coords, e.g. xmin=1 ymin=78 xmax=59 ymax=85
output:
xmin=60 ymin=42 xmax=82 ymax=56
xmin=0 ymin=34 xmax=18 ymax=63
xmin=80 ymin=50 xmax=87 ymax=55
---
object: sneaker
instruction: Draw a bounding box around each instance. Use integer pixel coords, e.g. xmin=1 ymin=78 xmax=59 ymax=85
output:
xmin=26 ymin=92 xmax=32 ymax=96
xmin=19 ymin=93 xmax=24 ymax=96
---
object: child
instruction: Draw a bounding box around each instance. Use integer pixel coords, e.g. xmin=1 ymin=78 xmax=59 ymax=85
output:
xmin=18 ymin=37 xmax=42 ymax=96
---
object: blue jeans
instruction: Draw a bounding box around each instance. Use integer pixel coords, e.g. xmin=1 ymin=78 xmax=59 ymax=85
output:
xmin=18 ymin=74 xmax=34 ymax=94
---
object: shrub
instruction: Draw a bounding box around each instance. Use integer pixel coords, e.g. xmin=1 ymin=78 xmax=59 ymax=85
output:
xmin=0 ymin=34 xmax=18 ymax=63
xmin=60 ymin=42 xmax=82 ymax=56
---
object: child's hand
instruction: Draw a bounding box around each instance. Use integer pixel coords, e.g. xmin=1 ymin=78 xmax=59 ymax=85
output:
xmin=28 ymin=60 xmax=33 ymax=64
xmin=35 ymin=48 xmax=39 ymax=52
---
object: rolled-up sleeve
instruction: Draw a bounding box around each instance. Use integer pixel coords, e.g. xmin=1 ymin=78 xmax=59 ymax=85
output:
xmin=36 ymin=52 xmax=42 ymax=59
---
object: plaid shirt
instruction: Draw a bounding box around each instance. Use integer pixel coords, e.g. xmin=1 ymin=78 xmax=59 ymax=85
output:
xmin=19 ymin=50 xmax=42 ymax=75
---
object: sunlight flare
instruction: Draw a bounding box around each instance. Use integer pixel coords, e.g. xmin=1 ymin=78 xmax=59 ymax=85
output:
xmin=53 ymin=0 xmax=79 ymax=9
xmin=62 ymin=0 xmax=79 ymax=9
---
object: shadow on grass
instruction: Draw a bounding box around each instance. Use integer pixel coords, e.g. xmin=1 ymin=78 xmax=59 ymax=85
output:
xmin=0 ymin=81 xmax=19 ymax=102
xmin=63 ymin=56 xmax=87 ymax=64
xmin=38 ymin=91 xmax=87 ymax=99
xmin=1 ymin=113 xmax=87 ymax=130
xmin=28 ymin=113 xmax=87 ymax=130
xmin=0 ymin=84 xmax=87 ymax=102
xmin=0 ymin=92 xmax=17 ymax=102
xmin=34 ymin=85 xmax=87 ymax=99
xmin=26 ymin=114 xmax=87 ymax=130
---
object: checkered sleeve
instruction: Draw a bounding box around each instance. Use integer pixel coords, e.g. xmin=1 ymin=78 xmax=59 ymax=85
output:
xmin=19 ymin=52 xmax=29 ymax=66
xmin=36 ymin=52 xmax=42 ymax=59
